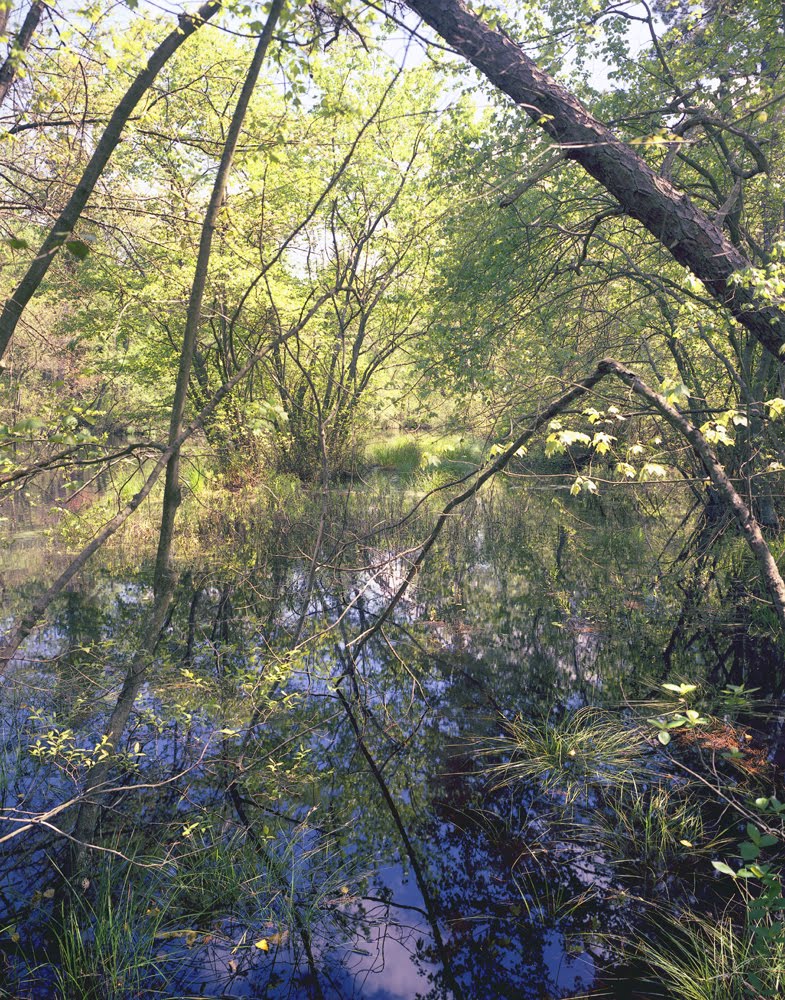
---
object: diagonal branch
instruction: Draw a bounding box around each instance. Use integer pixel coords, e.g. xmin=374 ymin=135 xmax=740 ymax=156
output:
xmin=349 ymin=358 xmax=785 ymax=655
xmin=403 ymin=0 xmax=785 ymax=360
xmin=0 ymin=0 xmax=221 ymax=361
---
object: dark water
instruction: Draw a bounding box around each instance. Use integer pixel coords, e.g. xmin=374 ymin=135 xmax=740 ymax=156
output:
xmin=0 ymin=480 xmax=780 ymax=998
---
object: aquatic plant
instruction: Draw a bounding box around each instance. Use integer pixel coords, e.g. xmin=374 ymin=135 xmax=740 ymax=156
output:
xmin=633 ymin=912 xmax=785 ymax=1000
xmin=481 ymin=707 xmax=654 ymax=804
xmin=52 ymin=861 xmax=174 ymax=1000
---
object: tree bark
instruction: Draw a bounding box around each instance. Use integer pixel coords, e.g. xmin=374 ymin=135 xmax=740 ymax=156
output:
xmin=0 ymin=0 xmax=46 ymax=109
xmin=0 ymin=0 xmax=221 ymax=362
xmin=153 ymin=0 xmax=284 ymax=598
xmin=71 ymin=5 xmax=285 ymax=853
xmin=403 ymin=0 xmax=785 ymax=360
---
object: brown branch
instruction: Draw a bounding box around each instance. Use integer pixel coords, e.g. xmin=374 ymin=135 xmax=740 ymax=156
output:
xmin=0 ymin=441 xmax=164 ymax=488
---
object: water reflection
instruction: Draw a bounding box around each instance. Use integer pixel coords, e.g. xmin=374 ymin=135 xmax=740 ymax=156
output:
xmin=0 ymin=482 xmax=781 ymax=997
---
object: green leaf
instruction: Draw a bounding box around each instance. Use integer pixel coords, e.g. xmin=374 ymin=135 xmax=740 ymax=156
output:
xmin=765 ymin=397 xmax=785 ymax=420
xmin=711 ymin=860 xmax=736 ymax=877
xmin=662 ymin=379 xmax=690 ymax=407
xmin=740 ymin=841 xmax=760 ymax=861
xmin=662 ymin=682 xmax=698 ymax=697
xmin=5 ymin=236 xmax=29 ymax=250
xmin=616 ymin=461 xmax=636 ymax=479
xmin=701 ymin=421 xmax=735 ymax=447
xmin=657 ymin=730 xmax=671 ymax=746
xmin=64 ymin=239 xmax=91 ymax=260
xmin=570 ymin=475 xmax=598 ymax=496
xmin=639 ymin=462 xmax=669 ymax=480
xmin=592 ymin=431 xmax=616 ymax=455
xmin=558 ymin=430 xmax=592 ymax=448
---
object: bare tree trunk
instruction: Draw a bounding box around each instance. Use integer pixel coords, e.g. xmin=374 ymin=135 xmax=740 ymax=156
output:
xmin=0 ymin=0 xmax=221 ymax=362
xmin=154 ymin=0 xmax=284 ymax=597
xmin=403 ymin=0 xmax=785 ymax=360
xmin=0 ymin=0 xmax=46 ymax=109
xmin=70 ymin=1 xmax=285 ymax=854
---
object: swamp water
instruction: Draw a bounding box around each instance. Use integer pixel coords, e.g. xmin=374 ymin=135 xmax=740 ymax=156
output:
xmin=0 ymin=479 xmax=782 ymax=998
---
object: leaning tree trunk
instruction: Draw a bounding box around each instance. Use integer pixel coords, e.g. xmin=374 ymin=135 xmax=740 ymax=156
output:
xmin=71 ymin=0 xmax=285 ymax=856
xmin=0 ymin=0 xmax=46 ymax=108
xmin=403 ymin=0 xmax=785 ymax=360
xmin=0 ymin=0 xmax=221 ymax=362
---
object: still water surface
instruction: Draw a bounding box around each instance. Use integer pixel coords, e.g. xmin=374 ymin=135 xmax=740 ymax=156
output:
xmin=0 ymin=482 xmax=777 ymax=997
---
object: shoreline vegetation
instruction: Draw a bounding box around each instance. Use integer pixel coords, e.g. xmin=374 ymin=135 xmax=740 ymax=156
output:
xmin=3 ymin=0 xmax=785 ymax=995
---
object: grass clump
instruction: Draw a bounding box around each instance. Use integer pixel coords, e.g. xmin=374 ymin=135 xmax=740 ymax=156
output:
xmin=52 ymin=863 xmax=172 ymax=1000
xmin=481 ymin=699 xmax=785 ymax=998
xmin=367 ymin=435 xmax=424 ymax=475
xmin=366 ymin=433 xmax=484 ymax=478
xmin=482 ymin=707 xmax=653 ymax=804
xmin=633 ymin=913 xmax=785 ymax=1000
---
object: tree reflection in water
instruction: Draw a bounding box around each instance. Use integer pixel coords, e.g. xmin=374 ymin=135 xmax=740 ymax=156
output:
xmin=0 ymin=483 xmax=781 ymax=997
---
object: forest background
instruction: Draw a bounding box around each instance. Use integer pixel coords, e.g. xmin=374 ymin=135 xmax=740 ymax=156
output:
xmin=3 ymin=0 xmax=785 ymax=997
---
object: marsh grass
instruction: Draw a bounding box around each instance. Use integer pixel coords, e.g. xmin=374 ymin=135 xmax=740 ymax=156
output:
xmin=633 ymin=913 xmax=785 ymax=1000
xmin=480 ymin=708 xmax=655 ymax=804
xmin=368 ymin=435 xmax=423 ymax=475
xmin=478 ymin=704 xmax=782 ymax=997
xmin=40 ymin=820 xmax=360 ymax=999
xmin=52 ymin=861 xmax=174 ymax=1000
xmin=588 ymin=783 xmax=731 ymax=887
xmin=366 ymin=432 xmax=484 ymax=478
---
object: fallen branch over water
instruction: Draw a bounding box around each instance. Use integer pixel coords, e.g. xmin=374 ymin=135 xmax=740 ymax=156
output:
xmin=349 ymin=357 xmax=785 ymax=653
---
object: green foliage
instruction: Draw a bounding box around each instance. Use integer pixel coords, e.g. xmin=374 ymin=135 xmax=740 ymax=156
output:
xmin=3 ymin=0 xmax=785 ymax=994
xmin=481 ymin=708 xmax=652 ymax=804
xmin=366 ymin=433 xmax=484 ymax=478
xmin=52 ymin=862 xmax=173 ymax=1000
xmin=367 ymin=435 xmax=424 ymax=475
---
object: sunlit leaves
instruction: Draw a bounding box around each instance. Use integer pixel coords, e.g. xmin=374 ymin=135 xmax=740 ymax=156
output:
xmin=639 ymin=462 xmax=668 ymax=481
xmin=544 ymin=429 xmax=591 ymax=457
xmin=766 ymin=398 xmax=785 ymax=420
xmin=661 ymin=379 xmax=690 ymax=409
xmin=662 ymin=682 xmax=698 ymax=697
xmin=570 ymin=475 xmax=598 ymax=496
xmin=591 ymin=431 xmax=615 ymax=455
xmin=700 ymin=421 xmax=734 ymax=447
